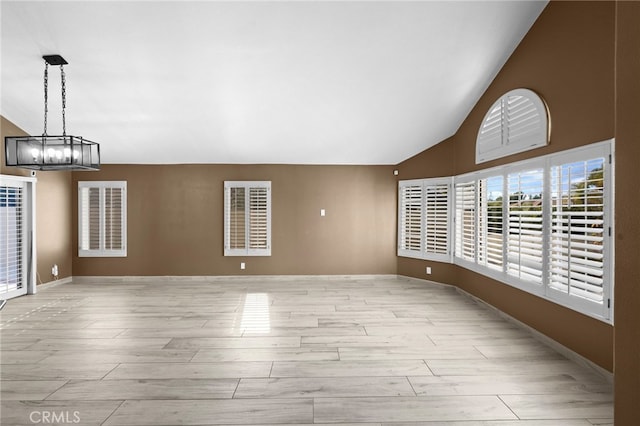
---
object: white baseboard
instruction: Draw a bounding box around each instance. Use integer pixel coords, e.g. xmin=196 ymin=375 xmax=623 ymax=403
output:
xmin=70 ymin=274 xmax=399 ymax=284
xmin=455 ymin=285 xmax=614 ymax=384
xmin=36 ymin=276 xmax=73 ymax=291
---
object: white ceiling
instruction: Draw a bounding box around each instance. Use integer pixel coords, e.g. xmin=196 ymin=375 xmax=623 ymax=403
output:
xmin=1 ymin=1 xmax=547 ymax=165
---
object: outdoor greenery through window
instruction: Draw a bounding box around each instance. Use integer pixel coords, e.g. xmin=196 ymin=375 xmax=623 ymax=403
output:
xmin=398 ymin=140 xmax=614 ymax=322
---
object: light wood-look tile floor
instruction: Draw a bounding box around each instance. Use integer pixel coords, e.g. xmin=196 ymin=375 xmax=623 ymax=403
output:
xmin=0 ymin=277 xmax=613 ymax=425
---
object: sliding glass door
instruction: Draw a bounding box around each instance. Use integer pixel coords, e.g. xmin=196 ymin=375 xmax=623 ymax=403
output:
xmin=0 ymin=175 xmax=35 ymax=300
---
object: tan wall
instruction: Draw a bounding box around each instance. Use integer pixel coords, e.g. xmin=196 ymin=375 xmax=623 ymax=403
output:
xmin=72 ymin=164 xmax=397 ymax=276
xmin=1 ymin=116 xmax=73 ymax=283
xmin=396 ymin=1 xmax=616 ymax=372
xmin=614 ymin=1 xmax=640 ymax=424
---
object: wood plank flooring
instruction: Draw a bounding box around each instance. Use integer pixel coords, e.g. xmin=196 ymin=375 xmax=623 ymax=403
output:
xmin=0 ymin=277 xmax=613 ymax=425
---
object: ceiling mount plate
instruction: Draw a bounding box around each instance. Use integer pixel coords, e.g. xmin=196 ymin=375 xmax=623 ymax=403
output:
xmin=43 ymin=55 xmax=68 ymax=65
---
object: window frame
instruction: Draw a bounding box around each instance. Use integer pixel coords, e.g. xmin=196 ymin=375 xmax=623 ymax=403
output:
xmin=224 ymin=181 xmax=272 ymax=257
xmin=453 ymin=140 xmax=614 ymax=322
xmin=397 ymin=177 xmax=453 ymax=263
xmin=78 ymin=181 xmax=127 ymax=258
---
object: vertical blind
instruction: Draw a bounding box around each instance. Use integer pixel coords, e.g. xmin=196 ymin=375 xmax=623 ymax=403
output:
xmin=224 ymin=181 xmax=271 ymax=256
xmin=78 ymin=181 xmax=127 ymax=257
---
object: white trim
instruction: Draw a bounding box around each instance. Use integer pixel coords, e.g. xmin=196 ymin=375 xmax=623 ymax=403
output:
xmin=70 ymin=274 xmax=399 ymax=284
xmin=37 ymin=276 xmax=73 ymax=290
xmin=0 ymin=174 xmax=37 ymax=299
xmin=224 ymin=181 xmax=271 ymax=257
xmin=456 ymin=285 xmax=613 ymax=384
xmin=78 ymin=181 xmax=127 ymax=257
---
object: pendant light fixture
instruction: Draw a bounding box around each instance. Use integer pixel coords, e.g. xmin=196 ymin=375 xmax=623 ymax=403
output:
xmin=5 ymin=55 xmax=100 ymax=171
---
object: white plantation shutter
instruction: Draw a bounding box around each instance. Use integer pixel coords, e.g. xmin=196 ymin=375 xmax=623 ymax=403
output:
xmin=451 ymin=141 xmax=613 ymax=322
xmin=248 ymin=187 xmax=269 ymax=252
xmin=104 ymin=188 xmax=124 ymax=251
xmin=478 ymin=176 xmax=504 ymax=270
xmin=477 ymin=88 xmax=549 ymax=164
xmin=78 ymin=181 xmax=127 ymax=257
xmin=398 ymin=178 xmax=452 ymax=261
xmin=549 ymin=158 xmax=607 ymax=304
xmin=224 ymin=181 xmax=271 ymax=256
xmin=398 ymin=182 xmax=423 ymax=256
xmin=454 ymin=181 xmax=476 ymax=262
xmin=507 ymin=169 xmax=544 ymax=284
xmin=424 ymin=182 xmax=451 ymax=260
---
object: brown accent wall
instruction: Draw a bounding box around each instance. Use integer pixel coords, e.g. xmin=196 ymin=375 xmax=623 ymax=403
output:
xmin=1 ymin=116 xmax=73 ymax=283
xmin=396 ymin=1 xmax=616 ymax=372
xmin=72 ymin=164 xmax=397 ymax=276
xmin=614 ymin=1 xmax=640 ymax=424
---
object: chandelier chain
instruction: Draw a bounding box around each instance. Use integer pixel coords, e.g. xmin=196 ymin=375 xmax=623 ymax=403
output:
xmin=61 ymin=64 xmax=67 ymax=136
xmin=43 ymin=61 xmax=49 ymax=136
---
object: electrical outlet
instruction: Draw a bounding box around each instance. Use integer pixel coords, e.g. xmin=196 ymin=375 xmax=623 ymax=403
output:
xmin=240 ymin=262 xmax=246 ymax=270
xmin=52 ymin=264 xmax=59 ymax=276
xmin=426 ymin=266 xmax=432 ymax=275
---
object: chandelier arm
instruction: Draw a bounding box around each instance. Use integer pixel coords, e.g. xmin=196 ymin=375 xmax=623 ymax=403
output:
xmin=60 ymin=64 xmax=67 ymax=136
xmin=43 ymin=61 xmax=49 ymax=136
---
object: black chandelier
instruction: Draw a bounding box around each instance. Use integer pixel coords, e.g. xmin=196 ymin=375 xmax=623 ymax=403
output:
xmin=5 ymin=55 xmax=100 ymax=171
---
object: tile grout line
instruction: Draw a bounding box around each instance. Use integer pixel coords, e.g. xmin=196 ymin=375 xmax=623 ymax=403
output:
xmin=497 ymin=394 xmax=521 ymax=421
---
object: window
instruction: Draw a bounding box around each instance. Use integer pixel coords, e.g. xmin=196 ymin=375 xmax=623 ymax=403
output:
xmin=224 ymin=181 xmax=271 ymax=256
xmin=452 ymin=140 xmax=614 ymax=322
xmin=476 ymin=88 xmax=550 ymax=164
xmin=454 ymin=181 xmax=475 ymax=262
xmin=506 ymin=168 xmax=544 ymax=284
xmin=78 ymin=181 xmax=127 ymax=257
xmin=478 ymin=176 xmax=504 ymax=270
xmin=548 ymin=155 xmax=609 ymax=309
xmin=0 ymin=175 xmax=35 ymax=299
xmin=398 ymin=178 xmax=452 ymax=262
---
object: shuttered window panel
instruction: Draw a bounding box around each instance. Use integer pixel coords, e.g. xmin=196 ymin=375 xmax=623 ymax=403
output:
xmin=477 ymin=88 xmax=549 ymax=164
xmin=424 ymin=182 xmax=451 ymax=258
xmin=454 ymin=181 xmax=476 ymax=262
xmin=398 ymin=178 xmax=452 ymax=262
xmin=506 ymin=169 xmax=544 ymax=284
xmin=78 ymin=181 xmax=127 ymax=257
xmin=453 ymin=140 xmax=613 ymax=322
xmin=0 ymin=184 xmax=24 ymax=294
xmin=549 ymin=158 xmax=606 ymax=303
xmin=478 ymin=176 xmax=504 ymax=270
xmin=224 ymin=181 xmax=271 ymax=256
xmin=398 ymin=182 xmax=423 ymax=256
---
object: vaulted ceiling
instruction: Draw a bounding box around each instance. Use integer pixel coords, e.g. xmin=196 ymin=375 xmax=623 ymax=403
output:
xmin=1 ymin=1 xmax=547 ymax=165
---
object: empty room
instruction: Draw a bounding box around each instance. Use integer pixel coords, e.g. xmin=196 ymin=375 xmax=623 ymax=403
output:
xmin=1 ymin=1 xmax=638 ymax=425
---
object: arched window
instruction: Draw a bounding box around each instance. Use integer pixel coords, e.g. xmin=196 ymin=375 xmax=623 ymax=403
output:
xmin=476 ymin=88 xmax=549 ymax=164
